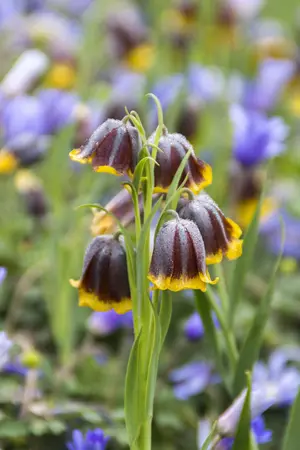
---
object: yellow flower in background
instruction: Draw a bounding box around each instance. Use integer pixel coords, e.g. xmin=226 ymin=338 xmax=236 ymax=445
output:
xmin=126 ymin=43 xmax=155 ymax=72
xmin=0 ymin=149 xmax=18 ymax=174
xmin=45 ymin=63 xmax=76 ymax=89
xmin=14 ymin=169 xmax=41 ymax=193
xmin=236 ymin=197 xmax=276 ymax=229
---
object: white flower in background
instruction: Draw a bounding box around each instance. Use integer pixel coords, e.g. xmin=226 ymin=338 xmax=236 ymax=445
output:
xmin=225 ymin=0 xmax=265 ymax=20
xmin=0 ymin=332 xmax=12 ymax=370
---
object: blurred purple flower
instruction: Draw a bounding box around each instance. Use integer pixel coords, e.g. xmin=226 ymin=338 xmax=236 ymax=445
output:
xmin=243 ymin=59 xmax=295 ymax=112
xmin=0 ymin=267 xmax=7 ymax=285
xmin=0 ymin=332 xmax=12 ymax=369
xmin=38 ymin=89 xmax=77 ymax=134
xmin=48 ymin=0 xmax=93 ymax=15
xmin=217 ymin=416 xmax=272 ymax=449
xmin=230 ymin=104 xmax=288 ymax=167
xmin=184 ymin=311 xmax=219 ymax=341
xmin=67 ymin=428 xmax=110 ymax=450
xmin=188 ymin=64 xmax=224 ymax=103
xmin=198 ymin=416 xmax=271 ymax=449
xmin=261 ymin=210 xmax=300 ymax=259
xmin=169 ymin=361 xmax=219 ymax=400
xmin=1 ymin=95 xmax=45 ymax=144
xmin=152 ymin=74 xmax=184 ymax=111
xmin=253 ymin=347 xmax=300 ymax=406
xmin=88 ymin=310 xmax=133 ymax=337
xmin=217 ymin=347 xmax=300 ymax=439
xmin=0 ymin=3 xmax=21 ymax=28
xmin=2 ymin=360 xmax=28 ymax=377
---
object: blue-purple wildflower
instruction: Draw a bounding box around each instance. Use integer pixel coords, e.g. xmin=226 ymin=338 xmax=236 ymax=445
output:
xmin=0 ymin=267 xmax=7 ymax=285
xmin=0 ymin=332 xmax=12 ymax=369
xmin=88 ymin=310 xmax=133 ymax=337
xmin=169 ymin=361 xmax=219 ymax=400
xmin=243 ymin=58 xmax=294 ymax=112
xmin=230 ymin=104 xmax=289 ymax=167
xmin=253 ymin=347 xmax=300 ymax=405
xmin=67 ymin=428 xmax=110 ymax=450
xmin=184 ymin=311 xmax=219 ymax=341
xmin=261 ymin=210 xmax=300 ymax=259
xmin=217 ymin=416 xmax=272 ymax=449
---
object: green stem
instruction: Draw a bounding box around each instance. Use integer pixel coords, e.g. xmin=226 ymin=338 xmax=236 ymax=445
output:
xmin=132 ymin=420 xmax=152 ymax=450
xmin=205 ymin=288 xmax=238 ymax=370
xmin=214 ymin=264 xmax=230 ymax=319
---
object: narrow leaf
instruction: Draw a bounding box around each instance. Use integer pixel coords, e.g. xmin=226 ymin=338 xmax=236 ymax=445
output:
xmin=133 ymin=156 xmax=158 ymax=192
xmin=233 ymin=223 xmax=284 ymax=395
xmin=194 ymin=291 xmax=226 ymax=385
xmin=124 ymin=330 xmax=143 ymax=445
xmin=145 ymin=301 xmax=161 ymax=416
xmin=231 ymin=374 xmax=252 ymax=450
xmin=229 ymin=191 xmax=263 ymax=326
xmin=166 ymin=150 xmax=192 ymax=203
xmin=282 ymin=387 xmax=300 ymax=450
xmin=159 ymin=291 xmax=172 ymax=350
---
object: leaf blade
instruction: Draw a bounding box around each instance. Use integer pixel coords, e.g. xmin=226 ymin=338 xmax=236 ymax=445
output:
xmin=233 ymin=223 xmax=284 ymax=395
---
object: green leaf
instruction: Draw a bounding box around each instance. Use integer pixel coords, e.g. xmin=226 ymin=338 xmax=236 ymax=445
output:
xmin=229 ymin=191 xmax=263 ymax=326
xmin=124 ymin=329 xmax=143 ymax=445
xmin=282 ymin=387 xmax=300 ymax=450
xmin=146 ymin=93 xmax=164 ymax=139
xmin=122 ymin=182 xmax=141 ymax=239
xmin=166 ymin=150 xmax=192 ymax=204
xmin=132 ymin=156 xmax=158 ymax=193
xmin=145 ymin=300 xmax=161 ymax=416
xmin=194 ymin=290 xmax=229 ymax=390
xmin=136 ymin=196 xmax=163 ymax=293
xmin=159 ymin=291 xmax=172 ymax=350
xmin=0 ymin=420 xmax=28 ymax=438
xmin=231 ymin=374 xmax=252 ymax=450
xmin=233 ymin=223 xmax=284 ymax=395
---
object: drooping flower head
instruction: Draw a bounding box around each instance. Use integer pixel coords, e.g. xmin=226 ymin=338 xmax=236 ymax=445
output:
xmin=67 ymin=428 xmax=110 ymax=450
xmin=149 ymin=127 xmax=212 ymax=194
xmin=149 ymin=218 xmax=218 ymax=292
xmin=177 ymin=193 xmax=242 ymax=264
xmin=69 ymin=118 xmax=141 ymax=176
xmin=70 ymin=235 xmax=131 ymax=314
xmin=91 ymin=188 xmax=142 ymax=236
xmin=230 ymin=104 xmax=289 ymax=167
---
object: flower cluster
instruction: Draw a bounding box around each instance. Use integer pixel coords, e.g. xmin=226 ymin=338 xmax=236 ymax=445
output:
xmin=70 ymin=112 xmax=243 ymax=312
